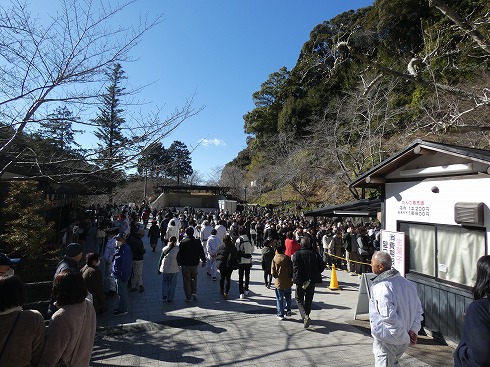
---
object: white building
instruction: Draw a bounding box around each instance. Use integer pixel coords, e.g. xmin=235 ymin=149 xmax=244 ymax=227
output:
xmin=350 ymin=139 xmax=490 ymax=344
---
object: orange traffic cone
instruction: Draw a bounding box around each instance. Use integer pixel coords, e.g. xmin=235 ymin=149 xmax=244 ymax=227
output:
xmin=328 ymin=264 xmax=341 ymax=290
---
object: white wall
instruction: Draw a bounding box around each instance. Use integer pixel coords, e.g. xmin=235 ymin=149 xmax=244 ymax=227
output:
xmin=385 ymin=175 xmax=490 ymax=249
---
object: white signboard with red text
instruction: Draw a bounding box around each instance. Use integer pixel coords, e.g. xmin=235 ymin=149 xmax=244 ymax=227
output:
xmin=380 ymin=230 xmax=406 ymax=277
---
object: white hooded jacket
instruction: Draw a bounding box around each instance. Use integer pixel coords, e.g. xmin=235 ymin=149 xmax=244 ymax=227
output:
xmin=369 ymin=268 xmax=424 ymax=345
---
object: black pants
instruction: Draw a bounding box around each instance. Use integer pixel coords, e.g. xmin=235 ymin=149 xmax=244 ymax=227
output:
xmin=238 ymin=264 xmax=251 ymax=294
xmin=220 ymin=268 xmax=233 ymax=294
xmin=263 ymin=270 xmax=272 ymax=286
xmin=295 ymin=282 xmax=315 ymax=320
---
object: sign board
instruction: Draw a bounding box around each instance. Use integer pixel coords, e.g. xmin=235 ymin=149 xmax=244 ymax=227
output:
xmin=396 ymin=199 xmax=431 ymax=222
xmin=354 ymin=272 xmax=375 ymax=319
xmin=380 ymin=230 xmax=406 ymax=276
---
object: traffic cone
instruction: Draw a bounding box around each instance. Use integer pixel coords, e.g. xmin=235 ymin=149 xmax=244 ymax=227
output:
xmin=328 ymin=264 xmax=341 ymax=290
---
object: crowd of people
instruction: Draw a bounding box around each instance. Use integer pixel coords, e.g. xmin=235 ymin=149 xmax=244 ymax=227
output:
xmin=0 ymin=202 xmax=489 ymax=366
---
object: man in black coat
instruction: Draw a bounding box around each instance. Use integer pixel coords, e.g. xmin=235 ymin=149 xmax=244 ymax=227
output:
xmin=177 ymin=227 xmax=206 ymax=302
xmin=292 ymin=237 xmax=326 ymax=328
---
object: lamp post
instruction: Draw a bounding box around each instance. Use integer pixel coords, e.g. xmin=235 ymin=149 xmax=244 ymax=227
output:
xmin=243 ymin=186 xmax=247 ymax=203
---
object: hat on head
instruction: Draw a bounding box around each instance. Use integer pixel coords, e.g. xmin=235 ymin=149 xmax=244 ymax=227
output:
xmin=65 ymin=243 xmax=83 ymax=258
xmin=0 ymin=252 xmax=21 ymax=266
xmin=115 ymin=233 xmax=126 ymax=240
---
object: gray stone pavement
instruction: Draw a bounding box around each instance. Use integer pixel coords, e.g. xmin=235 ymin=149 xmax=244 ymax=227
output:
xmin=90 ymin=231 xmax=454 ymax=367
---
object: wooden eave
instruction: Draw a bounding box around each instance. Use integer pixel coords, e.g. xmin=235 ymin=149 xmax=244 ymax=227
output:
xmin=350 ymin=139 xmax=490 ymax=189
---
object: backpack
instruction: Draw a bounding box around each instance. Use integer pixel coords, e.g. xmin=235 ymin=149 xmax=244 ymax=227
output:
xmin=237 ymin=237 xmax=252 ymax=259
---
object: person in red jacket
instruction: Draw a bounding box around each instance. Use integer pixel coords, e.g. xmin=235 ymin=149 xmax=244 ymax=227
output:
xmin=284 ymin=231 xmax=300 ymax=257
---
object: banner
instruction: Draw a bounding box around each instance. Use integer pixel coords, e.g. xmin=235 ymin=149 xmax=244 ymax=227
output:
xmin=380 ymin=230 xmax=406 ymax=276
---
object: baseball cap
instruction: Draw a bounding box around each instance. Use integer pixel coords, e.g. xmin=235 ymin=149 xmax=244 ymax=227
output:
xmin=0 ymin=252 xmax=21 ymax=266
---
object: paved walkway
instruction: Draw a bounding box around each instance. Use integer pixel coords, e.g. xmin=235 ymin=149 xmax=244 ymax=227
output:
xmin=90 ymin=230 xmax=454 ymax=366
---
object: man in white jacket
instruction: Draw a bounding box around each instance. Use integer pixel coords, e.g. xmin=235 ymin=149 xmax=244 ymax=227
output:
xmin=206 ymin=229 xmax=221 ymax=281
xmin=369 ymin=251 xmax=424 ymax=367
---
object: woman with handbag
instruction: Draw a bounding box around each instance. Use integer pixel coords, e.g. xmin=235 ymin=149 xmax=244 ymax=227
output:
xmin=38 ymin=269 xmax=96 ymax=367
xmin=216 ymin=234 xmax=239 ymax=300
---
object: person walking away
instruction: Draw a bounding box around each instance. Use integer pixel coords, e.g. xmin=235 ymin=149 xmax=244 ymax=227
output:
xmin=236 ymin=226 xmax=254 ymax=299
xmin=148 ymin=220 xmax=160 ymax=252
xmin=272 ymin=243 xmax=293 ymax=320
xmin=81 ymin=252 xmax=106 ymax=314
xmin=216 ymin=234 xmax=239 ymax=300
xmin=0 ymin=275 xmax=45 ymax=367
xmin=255 ymin=220 xmax=265 ymax=249
xmin=369 ymin=251 xmax=423 ymax=367
xmin=158 ymin=236 xmax=180 ymax=302
xmin=292 ymin=237 xmax=326 ymax=328
xmin=112 ymin=234 xmax=133 ymax=316
xmin=166 ymin=220 xmax=179 ymax=243
xmin=128 ymin=226 xmax=146 ymax=292
xmin=454 ymin=255 xmax=490 ymax=366
xmin=261 ymin=238 xmax=275 ymax=288
xmin=200 ymin=220 xmax=213 ymax=250
xmin=229 ymin=219 xmax=240 ymax=243
xmin=206 ymin=229 xmax=221 ymax=280
xmin=284 ymin=231 xmax=300 ymax=257
xmin=177 ymin=227 xmax=206 ymax=302
xmin=214 ymin=220 xmax=227 ymax=242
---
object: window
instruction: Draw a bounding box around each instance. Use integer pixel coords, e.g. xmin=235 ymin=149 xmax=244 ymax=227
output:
xmin=400 ymin=223 xmax=435 ymax=276
xmin=399 ymin=222 xmax=486 ymax=286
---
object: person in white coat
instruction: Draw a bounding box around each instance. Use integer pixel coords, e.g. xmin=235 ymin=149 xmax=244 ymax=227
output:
xmin=157 ymin=236 xmax=180 ymax=302
xmin=369 ymin=251 xmax=423 ymax=367
xmin=165 ymin=220 xmax=180 ymax=243
xmin=206 ymin=229 xmax=221 ymax=280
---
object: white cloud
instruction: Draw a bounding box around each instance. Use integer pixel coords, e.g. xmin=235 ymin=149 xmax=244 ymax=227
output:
xmin=198 ymin=138 xmax=226 ymax=147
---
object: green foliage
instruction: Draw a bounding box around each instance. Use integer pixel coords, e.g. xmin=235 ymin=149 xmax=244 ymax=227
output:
xmin=35 ymin=106 xmax=83 ymax=152
xmin=137 ymin=142 xmax=169 ymax=178
xmin=93 ymin=63 xmax=129 ymax=171
xmin=0 ymin=181 xmax=56 ymax=260
xmin=165 ymin=141 xmax=193 ymax=184
xmin=232 ymin=0 xmax=490 ymax=207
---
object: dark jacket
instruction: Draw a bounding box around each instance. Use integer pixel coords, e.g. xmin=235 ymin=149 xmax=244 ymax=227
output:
xmin=148 ymin=223 xmax=160 ymax=244
xmin=454 ymin=296 xmax=490 ymax=366
xmin=54 ymin=257 xmax=79 ymax=279
xmin=292 ymin=247 xmax=325 ymax=285
xmin=128 ymin=234 xmax=145 ymax=261
xmin=216 ymin=243 xmax=239 ymax=272
xmin=177 ymin=235 xmax=206 ymax=266
xmin=261 ymin=246 xmax=275 ymax=272
xmin=48 ymin=257 xmax=80 ymax=317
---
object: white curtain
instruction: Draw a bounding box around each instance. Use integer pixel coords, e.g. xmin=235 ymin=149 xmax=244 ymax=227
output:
xmin=400 ymin=222 xmax=486 ymax=286
xmin=402 ymin=223 xmax=435 ymax=276
xmin=437 ymin=226 xmax=485 ymax=286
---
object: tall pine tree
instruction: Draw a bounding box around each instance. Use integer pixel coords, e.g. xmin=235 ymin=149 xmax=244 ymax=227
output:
xmin=93 ymin=63 xmax=128 ymax=173
xmin=38 ymin=106 xmax=82 ymax=152
xmin=166 ymin=141 xmax=193 ymax=185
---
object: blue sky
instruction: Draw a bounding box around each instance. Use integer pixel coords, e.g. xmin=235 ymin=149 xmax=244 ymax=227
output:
xmin=32 ymin=0 xmax=375 ymax=181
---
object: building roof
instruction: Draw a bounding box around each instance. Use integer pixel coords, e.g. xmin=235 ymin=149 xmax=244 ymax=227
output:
xmin=350 ymin=139 xmax=490 ymax=189
xmin=303 ymin=198 xmax=381 ymax=218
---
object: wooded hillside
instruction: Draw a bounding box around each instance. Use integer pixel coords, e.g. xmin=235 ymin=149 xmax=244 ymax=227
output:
xmin=220 ymin=0 xmax=490 ymax=209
